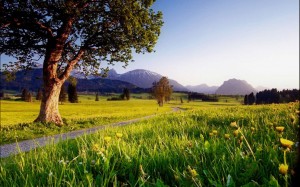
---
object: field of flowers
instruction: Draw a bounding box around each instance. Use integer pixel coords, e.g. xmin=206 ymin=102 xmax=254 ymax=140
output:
xmin=0 ymin=101 xmax=298 ymax=186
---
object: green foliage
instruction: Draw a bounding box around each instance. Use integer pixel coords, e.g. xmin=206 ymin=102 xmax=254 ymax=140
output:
xmin=152 ymin=77 xmax=173 ymax=106
xmin=59 ymin=85 xmax=67 ymax=103
xmin=1 ymin=0 xmax=163 ymax=76
xmin=67 ymin=78 xmax=78 ymax=103
xmin=0 ymin=102 xmax=298 ymax=186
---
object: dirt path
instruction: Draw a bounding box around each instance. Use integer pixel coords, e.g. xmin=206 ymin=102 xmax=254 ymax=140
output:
xmin=0 ymin=107 xmax=183 ymax=158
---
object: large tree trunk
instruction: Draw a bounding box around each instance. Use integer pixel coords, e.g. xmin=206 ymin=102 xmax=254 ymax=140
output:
xmin=34 ymin=81 xmax=63 ymax=126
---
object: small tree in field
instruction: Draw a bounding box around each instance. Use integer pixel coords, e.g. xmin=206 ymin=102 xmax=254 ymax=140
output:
xmin=59 ymin=84 xmax=67 ymax=103
xmin=21 ymin=88 xmax=29 ymax=101
xmin=1 ymin=0 xmax=163 ymax=125
xmin=123 ymin=88 xmax=130 ymax=100
xmin=95 ymin=93 xmax=99 ymax=101
xmin=36 ymin=88 xmax=43 ymax=100
xmin=67 ymin=77 xmax=78 ymax=103
xmin=152 ymin=77 xmax=173 ymax=107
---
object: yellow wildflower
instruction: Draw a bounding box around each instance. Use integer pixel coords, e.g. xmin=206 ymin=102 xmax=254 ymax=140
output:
xmin=212 ymin=130 xmax=218 ymax=135
xmin=190 ymin=169 xmax=198 ymax=178
xmin=233 ymin=129 xmax=239 ymax=137
xmin=187 ymin=165 xmax=198 ymax=178
xmin=279 ymin=164 xmax=288 ymax=175
xmin=280 ymin=138 xmax=294 ymax=148
xmin=275 ymin=126 xmax=284 ymax=133
xmin=240 ymin=135 xmax=244 ymax=141
xmin=251 ymin=127 xmax=255 ymax=132
xmin=92 ymin=143 xmax=100 ymax=152
xmin=209 ymin=132 xmax=214 ymax=137
xmin=104 ymin=136 xmax=111 ymax=143
xmin=230 ymin=121 xmax=238 ymax=128
xmin=224 ymin=134 xmax=230 ymax=139
xmin=116 ymin=133 xmax=123 ymax=138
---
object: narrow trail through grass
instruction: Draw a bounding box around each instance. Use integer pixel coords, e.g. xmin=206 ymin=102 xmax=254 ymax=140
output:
xmin=0 ymin=107 xmax=182 ymax=158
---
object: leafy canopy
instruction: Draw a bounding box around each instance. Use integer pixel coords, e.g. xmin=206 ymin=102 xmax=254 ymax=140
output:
xmin=0 ymin=0 xmax=163 ymax=77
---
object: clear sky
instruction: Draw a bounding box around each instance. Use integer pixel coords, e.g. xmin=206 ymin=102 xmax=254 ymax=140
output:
xmin=113 ymin=0 xmax=299 ymax=89
xmin=1 ymin=0 xmax=299 ymax=90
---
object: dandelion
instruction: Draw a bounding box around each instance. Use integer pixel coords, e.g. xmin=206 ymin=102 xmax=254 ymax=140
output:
xmin=224 ymin=134 xmax=230 ymax=139
xmin=240 ymin=135 xmax=244 ymax=141
xmin=104 ymin=136 xmax=111 ymax=143
xmin=116 ymin=133 xmax=123 ymax=139
xmin=212 ymin=130 xmax=218 ymax=135
xmin=187 ymin=165 xmax=198 ymax=178
xmin=280 ymin=138 xmax=294 ymax=149
xmin=233 ymin=129 xmax=239 ymax=137
xmin=92 ymin=143 xmax=100 ymax=152
xmin=279 ymin=164 xmax=288 ymax=175
xmin=275 ymin=126 xmax=285 ymax=133
xmin=230 ymin=121 xmax=238 ymax=128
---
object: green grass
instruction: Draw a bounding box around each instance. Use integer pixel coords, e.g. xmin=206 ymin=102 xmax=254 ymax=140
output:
xmin=0 ymin=96 xmax=171 ymax=144
xmin=1 ymin=101 xmax=298 ymax=186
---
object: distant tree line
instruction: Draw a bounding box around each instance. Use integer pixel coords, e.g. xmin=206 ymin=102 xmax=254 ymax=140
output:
xmin=244 ymin=89 xmax=299 ymax=105
xmin=188 ymin=92 xmax=218 ymax=102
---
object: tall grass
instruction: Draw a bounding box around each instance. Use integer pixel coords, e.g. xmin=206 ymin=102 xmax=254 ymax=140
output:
xmin=1 ymin=102 xmax=298 ymax=186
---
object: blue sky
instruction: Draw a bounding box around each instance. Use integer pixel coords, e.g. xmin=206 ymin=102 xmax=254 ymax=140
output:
xmin=116 ymin=0 xmax=299 ymax=89
xmin=1 ymin=0 xmax=299 ymax=89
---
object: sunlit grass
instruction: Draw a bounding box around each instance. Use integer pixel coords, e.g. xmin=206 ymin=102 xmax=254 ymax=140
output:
xmin=1 ymin=101 xmax=298 ymax=186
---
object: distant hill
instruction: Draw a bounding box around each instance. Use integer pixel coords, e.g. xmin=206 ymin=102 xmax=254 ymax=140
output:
xmin=186 ymin=84 xmax=218 ymax=94
xmin=215 ymin=78 xmax=256 ymax=95
xmin=110 ymin=69 xmax=189 ymax=92
xmin=0 ymin=68 xmax=146 ymax=93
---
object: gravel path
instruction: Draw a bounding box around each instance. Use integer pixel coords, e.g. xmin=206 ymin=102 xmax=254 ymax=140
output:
xmin=0 ymin=107 xmax=182 ymax=158
xmin=0 ymin=114 xmax=156 ymax=158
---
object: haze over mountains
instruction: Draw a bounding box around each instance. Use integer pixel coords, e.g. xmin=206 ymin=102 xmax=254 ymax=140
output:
xmin=1 ymin=68 xmax=269 ymax=95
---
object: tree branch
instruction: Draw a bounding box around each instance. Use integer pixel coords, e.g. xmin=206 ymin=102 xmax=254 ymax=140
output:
xmin=35 ymin=21 xmax=54 ymax=38
xmin=58 ymin=48 xmax=85 ymax=82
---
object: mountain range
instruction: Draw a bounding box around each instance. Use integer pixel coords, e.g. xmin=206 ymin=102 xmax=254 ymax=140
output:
xmin=1 ymin=68 xmax=265 ymax=95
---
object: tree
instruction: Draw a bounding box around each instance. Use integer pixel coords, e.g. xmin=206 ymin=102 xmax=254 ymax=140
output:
xmin=36 ymin=88 xmax=43 ymax=100
xmin=248 ymin=92 xmax=255 ymax=105
xmin=21 ymin=88 xmax=29 ymax=101
xmin=152 ymin=77 xmax=173 ymax=107
xmin=67 ymin=77 xmax=78 ymax=103
xmin=59 ymin=84 xmax=67 ymax=103
xmin=123 ymin=88 xmax=130 ymax=100
xmin=1 ymin=1 xmax=163 ymax=125
xmin=25 ymin=91 xmax=33 ymax=102
xmin=244 ymin=94 xmax=248 ymax=105
xmin=95 ymin=93 xmax=99 ymax=101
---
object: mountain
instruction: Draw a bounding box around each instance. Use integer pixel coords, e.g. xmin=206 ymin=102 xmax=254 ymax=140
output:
xmin=215 ymin=78 xmax=256 ymax=95
xmin=0 ymin=68 xmax=146 ymax=93
xmin=111 ymin=69 xmax=189 ymax=92
xmin=186 ymin=84 xmax=218 ymax=94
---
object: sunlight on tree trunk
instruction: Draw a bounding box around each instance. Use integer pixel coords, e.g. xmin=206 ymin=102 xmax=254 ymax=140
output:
xmin=34 ymin=82 xmax=63 ymax=126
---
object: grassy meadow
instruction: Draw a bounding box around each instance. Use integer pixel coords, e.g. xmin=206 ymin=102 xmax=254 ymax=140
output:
xmin=0 ymin=94 xmax=299 ymax=186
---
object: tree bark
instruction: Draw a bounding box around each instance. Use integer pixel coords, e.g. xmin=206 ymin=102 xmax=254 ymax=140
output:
xmin=34 ymin=81 xmax=63 ymax=126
